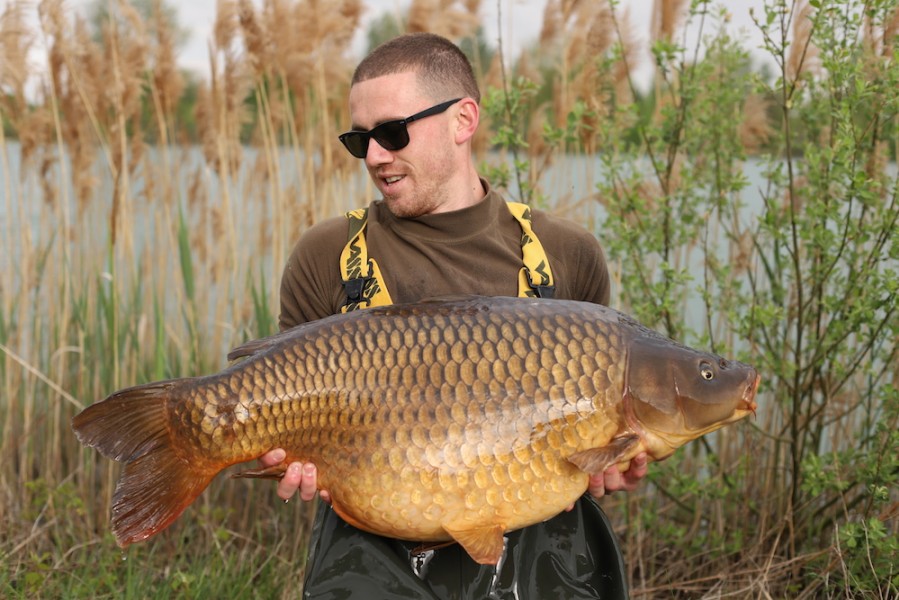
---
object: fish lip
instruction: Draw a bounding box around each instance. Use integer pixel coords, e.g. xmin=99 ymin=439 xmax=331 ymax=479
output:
xmin=740 ymin=373 xmax=761 ymax=417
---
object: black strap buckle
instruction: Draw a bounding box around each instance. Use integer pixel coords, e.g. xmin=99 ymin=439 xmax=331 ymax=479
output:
xmin=532 ymin=284 xmax=555 ymax=299
xmin=343 ymin=275 xmax=372 ymax=303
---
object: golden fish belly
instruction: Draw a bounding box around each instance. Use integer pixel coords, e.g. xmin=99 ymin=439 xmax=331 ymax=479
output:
xmin=316 ymin=428 xmax=594 ymax=541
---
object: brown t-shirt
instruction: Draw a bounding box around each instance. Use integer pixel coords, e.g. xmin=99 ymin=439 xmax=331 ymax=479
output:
xmin=278 ymin=185 xmax=610 ymax=330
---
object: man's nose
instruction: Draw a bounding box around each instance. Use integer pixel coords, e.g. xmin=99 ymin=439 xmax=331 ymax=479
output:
xmin=365 ymin=138 xmax=393 ymax=165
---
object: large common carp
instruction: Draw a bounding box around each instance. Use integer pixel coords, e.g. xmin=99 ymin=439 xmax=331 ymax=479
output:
xmin=72 ymin=296 xmax=759 ymax=565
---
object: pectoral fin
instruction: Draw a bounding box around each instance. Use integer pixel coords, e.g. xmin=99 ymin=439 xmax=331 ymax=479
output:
xmin=442 ymin=522 xmax=507 ymax=565
xmin=567 ymin=434 xmax=641 ymax=475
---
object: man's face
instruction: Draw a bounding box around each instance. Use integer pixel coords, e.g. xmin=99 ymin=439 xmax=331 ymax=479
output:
xmin=347 ymin=71 xmax=458 ymax=218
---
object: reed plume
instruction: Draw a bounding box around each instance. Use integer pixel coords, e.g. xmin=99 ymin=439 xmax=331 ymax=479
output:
xmin=197 ymin=0 xmax=250 ymax=176
xmin=648 ymin=0 xmax=686 ymax=132
xmin=610 ymin=8 xmax=637 ymax=107
xmin=407 ymin=0 xmax=480 ymax=40
xmin=148 ymin=0 xmax=184 ymax=137
xmin=785 ymin=0 xmax=818 ymax=86
xmin=0 ymin=1 xmax=32 ymax=131
xmin=1 ymin=1 xmax=55 ymax=170
xmin=539 ymin=0 xmax=561 ymax=47
xmin=238 ymin=0 xmax=271 ymax=77
xmin=572 ymin=1 xmax=615 ymax=153
xmin=651 ymin=0 xmax=686 ymax=43
xmin=104 ymin=0 xmax=150 ymax=202
xmin=473 ymin=50 xmax=505 ymax=157
xmin=39 ymin=0 xmax=101 ymax=212
xmin=214 ymin=0 xmax=239 ymax=50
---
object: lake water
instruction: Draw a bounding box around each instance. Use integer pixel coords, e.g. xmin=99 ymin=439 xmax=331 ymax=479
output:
xmin=3 ymin=139 xmax=895 ymax=344
xmin=0 ymin=139 xmax=776 ymax=262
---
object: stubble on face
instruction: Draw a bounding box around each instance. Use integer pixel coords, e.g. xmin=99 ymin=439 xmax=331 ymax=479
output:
xmin=377 ymin=137 xmax=455 ymax=218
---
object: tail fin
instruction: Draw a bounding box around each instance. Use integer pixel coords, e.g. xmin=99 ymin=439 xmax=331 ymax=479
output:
xmin=72 ymin=381 xmax=218 ymax=547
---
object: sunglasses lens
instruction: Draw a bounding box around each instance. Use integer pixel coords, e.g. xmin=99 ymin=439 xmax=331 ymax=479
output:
xmin=340 ymin=132 xmax=369 ymax=158
xmin=338 ymin=113 xmax=421 ymax=158
xmin=371 ymin=121 xmax=409 ymax=152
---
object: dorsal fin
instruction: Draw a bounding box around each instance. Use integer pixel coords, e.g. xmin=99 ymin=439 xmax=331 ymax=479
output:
xmin=226 ymin=325 xmax=315 ymax=361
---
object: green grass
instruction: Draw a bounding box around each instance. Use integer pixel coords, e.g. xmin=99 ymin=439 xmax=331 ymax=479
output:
xmin=3 ymin=475 xmax=317 ymax=600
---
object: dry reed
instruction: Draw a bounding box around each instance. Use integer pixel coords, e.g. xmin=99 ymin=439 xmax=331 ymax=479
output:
xmin=785 ymin=0 xmax=818 ymax=86
xmin=651 ymin=0 xmax=686 ymax=43
xmin=407 ymin=0 xmax=481 ymax=39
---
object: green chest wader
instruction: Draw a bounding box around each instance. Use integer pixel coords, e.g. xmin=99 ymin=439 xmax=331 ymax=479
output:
xmin=302 ymin=203 xmax=628 ymax=599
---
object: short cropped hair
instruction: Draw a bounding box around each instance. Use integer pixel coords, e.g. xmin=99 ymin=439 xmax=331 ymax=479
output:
xmin=353 ymin=33 xmax=480 ymax=104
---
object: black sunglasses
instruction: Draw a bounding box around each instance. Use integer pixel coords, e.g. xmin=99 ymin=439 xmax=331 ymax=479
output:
xmin=338 ymin=98 xmax=463 ymax=159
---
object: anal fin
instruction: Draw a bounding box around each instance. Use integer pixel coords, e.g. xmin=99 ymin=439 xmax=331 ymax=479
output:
xmin=442 ymin=521 xmax=506 ymax=565
xmin=567 ymin=434 xmax=641 ymax=475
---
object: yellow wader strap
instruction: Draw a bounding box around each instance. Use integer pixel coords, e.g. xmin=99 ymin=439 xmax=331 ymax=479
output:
xmin=339 ymin=202 xmax=554 ymax=312
xmin=506 ymin=202 xmax=555 ymax=299
xmin=339 ymin=208 xmax=393 ymax=313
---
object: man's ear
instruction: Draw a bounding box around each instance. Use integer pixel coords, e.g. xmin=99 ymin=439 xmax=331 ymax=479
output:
xmin=454 ymin=98 xmax=480 ymax=144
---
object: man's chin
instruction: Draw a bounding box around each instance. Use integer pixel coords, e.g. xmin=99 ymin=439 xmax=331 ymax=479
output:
xmin=383 ymin=196 xmax=429 ymax=218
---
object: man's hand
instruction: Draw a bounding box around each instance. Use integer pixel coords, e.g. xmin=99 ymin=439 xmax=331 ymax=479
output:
xmin=588 ymin=453 xmax=649 ymax=499
xmin=564 ymin=452 xmax=649 ymax=510
xmin=259 ymin=448 xmax=331 ymax=503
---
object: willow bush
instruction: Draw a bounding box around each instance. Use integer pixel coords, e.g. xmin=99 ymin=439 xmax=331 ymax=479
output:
xmin=578 ymin=0 xmax=896 ymax=596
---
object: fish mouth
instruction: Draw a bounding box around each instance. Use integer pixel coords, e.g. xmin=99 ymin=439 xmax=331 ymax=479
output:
xmin=739 ymin=374 xmax=761 ymax=418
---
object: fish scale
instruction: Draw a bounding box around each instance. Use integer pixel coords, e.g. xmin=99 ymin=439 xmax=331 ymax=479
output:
xmin=72 ymin=295 xmax=759 ymax=565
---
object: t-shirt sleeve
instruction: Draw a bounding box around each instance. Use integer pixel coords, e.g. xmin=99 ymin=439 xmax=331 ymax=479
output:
xmin=278 ymin=217 xmax=347 ymax=330
xmin=570 ymin=227 xmax=611 ymax=306
xmin=531 ymin=211 xmax=611 ymax=306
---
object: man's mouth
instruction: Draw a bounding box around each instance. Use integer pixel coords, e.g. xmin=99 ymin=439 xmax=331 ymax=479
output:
xmin=383 ymin=175 xmax=404 ymax=185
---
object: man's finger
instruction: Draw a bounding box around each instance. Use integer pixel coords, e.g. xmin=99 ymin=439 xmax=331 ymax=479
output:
xmin=278 ymin=462 xmax=303 ymax=501
xmin=602 ymin=466 xmax=623 ymax=492
xmin=588 ymin=473 xmax=606 ymax=499
xmin=299 ymin=463 xmax=318 ymax=502
xmin=260 ymin=448 xmax=286 ymax=468
xmin=622 ymin=453 xmax=649 ymax=488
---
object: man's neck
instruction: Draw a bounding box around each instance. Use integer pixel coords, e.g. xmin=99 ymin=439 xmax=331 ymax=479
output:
xmin=429 ymin=164 xmax=486 ymax=215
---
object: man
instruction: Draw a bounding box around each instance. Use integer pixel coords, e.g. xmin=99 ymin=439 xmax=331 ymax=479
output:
xmin=259 ymin=32 xmax=647 ymax=599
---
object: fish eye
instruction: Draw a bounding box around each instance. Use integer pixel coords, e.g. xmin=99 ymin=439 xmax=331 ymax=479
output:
xmin=700 ymin=362 xmax=715 ymax=381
